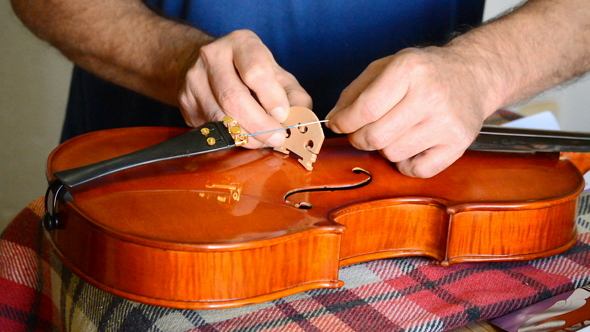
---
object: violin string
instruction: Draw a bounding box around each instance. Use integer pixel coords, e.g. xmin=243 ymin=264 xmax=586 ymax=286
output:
xmin=248 ymin=120 xmax=329 ymax=137
xmin=250 ymin=123 xmax=590 ymax=141
xmin=480 ymin=127 xmax=590 ymax=141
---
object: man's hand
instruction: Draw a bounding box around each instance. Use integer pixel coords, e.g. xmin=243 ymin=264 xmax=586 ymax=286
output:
xmin=326 ymin=47 xmax=498 ymax=178
xmin=179 ymin=30 xmax=312 ymax=149
xmin=328 ymin=0 xmax=590 ymax=178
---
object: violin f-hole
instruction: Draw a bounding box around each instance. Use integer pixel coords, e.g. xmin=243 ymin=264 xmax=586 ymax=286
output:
xmin=284 ymin=167 xmax=373 ymax=209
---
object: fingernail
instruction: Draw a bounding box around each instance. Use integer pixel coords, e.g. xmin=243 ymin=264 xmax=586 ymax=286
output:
xmin=267 ymin=132 xmax=286 ymax=147
xmin=270 ymin=107 xmax=288 ymax=123
xmin=326 ymin=109 xmax=340 ymax=126
xmin=325 ymin=109 xmax=334 ymax=120
xmin=325 ymin=111 xmax=338 ymax=132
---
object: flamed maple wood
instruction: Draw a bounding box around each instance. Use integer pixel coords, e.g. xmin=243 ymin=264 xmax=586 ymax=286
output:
xmin=45 ymin=127 xmax=585 ymax=309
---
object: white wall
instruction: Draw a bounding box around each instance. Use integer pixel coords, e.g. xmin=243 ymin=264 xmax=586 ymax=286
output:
xmin=1 ymin=0 xmax=590 ymax=232
xmin=1 ymin=0 xmax=72 ymax=231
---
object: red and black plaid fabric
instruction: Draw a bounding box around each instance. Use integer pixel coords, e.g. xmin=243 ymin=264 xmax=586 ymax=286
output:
xmin=1 ymin=194 xmax=589 ymax=332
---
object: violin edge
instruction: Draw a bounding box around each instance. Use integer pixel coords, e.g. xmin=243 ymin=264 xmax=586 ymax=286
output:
xmin=441 ymin=230 xmax=579 ymax=266
xmin=45 ymin=204 xmax=347 ymax=309
xmin=45 ymin=233 xmax=345 ymax=309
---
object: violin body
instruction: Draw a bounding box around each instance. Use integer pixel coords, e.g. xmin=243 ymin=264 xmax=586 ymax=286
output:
xmin=45 ymin=127 xmax=584 ymax=309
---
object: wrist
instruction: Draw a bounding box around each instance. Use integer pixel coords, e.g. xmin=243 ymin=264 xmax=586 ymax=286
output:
xmin=121 ymin=15 xmax=214 ymax=106
xmin=441 ymin=35 xmax=514 ymax=119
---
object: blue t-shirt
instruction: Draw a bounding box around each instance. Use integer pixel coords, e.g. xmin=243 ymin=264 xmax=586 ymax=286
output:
xmin=61 ymin=0 xmax=484 ymax=141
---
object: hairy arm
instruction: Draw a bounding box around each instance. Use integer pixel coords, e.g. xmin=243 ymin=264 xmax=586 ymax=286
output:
xmin=327 ymin=0 xmax=590 ymax=178
xmin=11 ymin=0 xmax=212 ymax=106
xmin=11 ymin=0 xmax=310 ymax=147
xmin=453 ymin=0 xmax=590 ymax=109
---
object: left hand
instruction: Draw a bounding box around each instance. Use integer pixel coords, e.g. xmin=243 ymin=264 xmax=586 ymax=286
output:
xmin=326 ymin=46 xmax=501 ymax=178
xmin=178 ymin=30 xmax=312 ymax=149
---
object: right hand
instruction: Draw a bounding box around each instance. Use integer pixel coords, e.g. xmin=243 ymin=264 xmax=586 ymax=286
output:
xmin=327 ymin=47 xmax=500 ymax=178
xmin=178 ymin=29 xmax=312 ymax=149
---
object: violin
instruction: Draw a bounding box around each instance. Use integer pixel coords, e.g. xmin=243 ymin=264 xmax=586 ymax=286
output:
xmin=43 ymin=108 xmax=590 ymax=309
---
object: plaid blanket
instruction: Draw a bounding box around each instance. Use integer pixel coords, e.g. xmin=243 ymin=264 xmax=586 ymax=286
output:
xmin=1 ymin=194 xmax=589 ymax=332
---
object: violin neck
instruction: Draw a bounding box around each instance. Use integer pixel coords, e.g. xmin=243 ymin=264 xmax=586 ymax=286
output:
xmin=470 ymin=125 xmax=590 ymax=153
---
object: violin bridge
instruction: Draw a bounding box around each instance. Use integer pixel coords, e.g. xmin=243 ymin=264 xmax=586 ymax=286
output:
xmin=274 ymin=106 xmax=325 ymax=171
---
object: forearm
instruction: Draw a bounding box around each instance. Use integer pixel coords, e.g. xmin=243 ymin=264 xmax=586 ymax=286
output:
xmin=446 ymin=0 xmax=590 ymax=115
xmin=11 ymin=0 xmax=213 ymax=106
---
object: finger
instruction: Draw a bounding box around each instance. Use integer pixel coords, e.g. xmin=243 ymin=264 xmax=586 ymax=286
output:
xmin=179 ymin=60 xmax=224 ymax=126
xmin=178 ymin=63 xmax=201 ymax=126
xmin=208 ymin=75 xmax=285 ymax=149
xmin=201 ymin=45 xmax=285 ymax=148
xmin=375 ymin=120 xmax=444 ymax=163
xmin=327 ymin=60 xmax=410 ymax=134
xmin=233 ymin=33 xmax=291 ymax=122
xmin=328 ymin=60 xmax=384 ymax=115
xmin=394 ymin=144 xmax=465 ymax=178
xmin=279 ymin=70 xmax=313 ymax=111
xmin=345 ymin=92 xmax=424 ymax=151
xmin=180 ymin=72 xmax=273 ymax=150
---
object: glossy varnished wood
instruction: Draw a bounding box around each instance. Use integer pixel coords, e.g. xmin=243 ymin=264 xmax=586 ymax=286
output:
xmin=45 ymin=127 xmax=583 ymax=309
